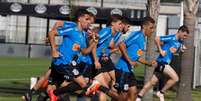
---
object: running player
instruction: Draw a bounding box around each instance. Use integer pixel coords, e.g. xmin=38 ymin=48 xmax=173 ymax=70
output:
xmin=114 ymin=16 xmax=155 ymax=101
xmin=84 ymin=14 xmax=124 ymax=101
xmin=136 ymin=25 xmax=189 ymax=101
xmin=23 ymin=20 xmax=76 ymax=101
xmin=47 ymin=9 xmax=97 ymax=101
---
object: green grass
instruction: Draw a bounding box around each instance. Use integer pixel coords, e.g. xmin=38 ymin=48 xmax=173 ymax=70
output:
xmin=0 ymin=57 xmax=50 ymax=79
xmin=0 ymin=57 xmax=201 ymax=101
xmin=0 ymin=56 xmax=50 ymax=101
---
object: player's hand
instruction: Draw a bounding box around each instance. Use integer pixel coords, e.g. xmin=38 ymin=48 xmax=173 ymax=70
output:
xmin=151 ymin=60 xmax=157 ymax=67
xmin=130 ymin=61 xmax=138 ymax=67
xmin=160 ymin=50 xmax=166 ymax=56
xmin=89 ymin=30 xmax=99 ymax=43
xmin=92 ymin=34 xmax=99 ymax=43
xmin=54 ymin=20 xmax=63 ymax=28
xmin=94 ymin=60 xmax=101 ymax=69
xmin=180 ymin=45 xmax=187 ymax=52
xmin=134 ymin=63 xmax=139 ymax=67
xmin=52 ymin=49 xmax=60 ymax=58
xmin=112 ymin=82 xmax=118 ymax=92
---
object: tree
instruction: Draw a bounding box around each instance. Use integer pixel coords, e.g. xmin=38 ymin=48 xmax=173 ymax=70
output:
xmin=175 ymin=0 xmax=198 ymax=101
xmin=143 ymin=0 xmax=160 ymax=101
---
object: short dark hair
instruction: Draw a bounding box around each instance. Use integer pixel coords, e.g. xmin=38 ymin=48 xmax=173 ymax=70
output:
xmin=178 ymin=25 xmax=189 ymax=34
xmin=122 ymin=17 xmax=130 ymax=25
xmin=141 ymin=16 xmax=155 ymax=27
xmin=75 ymin=9 xmax=95 ymax=21
xmin=106 ymin=14 xmax=123 ymax=26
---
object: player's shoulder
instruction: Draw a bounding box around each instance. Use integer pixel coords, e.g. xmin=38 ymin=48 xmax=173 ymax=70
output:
xmin=166 ymin=34 xmax=176 ymax=37
xmin=130 ymin=30 xmax=142 ymax=37
xmin=99 ymin=27 xmax=111 ymax=34
xmin=63 ymin=21 xmax=77 ymax=28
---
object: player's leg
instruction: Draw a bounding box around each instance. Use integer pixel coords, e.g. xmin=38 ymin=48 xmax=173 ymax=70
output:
xmin=161 ymin=65 xmax=179 ymax=92
xmin=23 ymin=69 xmax=51 ymax=101
xmin=47 ymin=65 xmax=65 ymax=101
xmin=35 ymin=69 xmax=51 ymax=90
xmin=127 ymin=86 xmax=137 ymax=101
xmin=136 ymin=75 xmax=159 ymax=101
xmin=108 ymin=70 xmax=116 ymax=87
xmin=127 ymin=74 xmax=138 ymax=101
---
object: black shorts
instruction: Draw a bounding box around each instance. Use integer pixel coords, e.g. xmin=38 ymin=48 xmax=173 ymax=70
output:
xmin=114 ymin=69 xmax=137 ymax=92
xmin=77 ymin=62 xmax=96 ymax=79
xmin=48 ymin=63 xmax=81 ymax=86
xmin=154 ymin=61 xmax=168 ymax=79
xmin=97 ymin=57 xmax=115 ymax=74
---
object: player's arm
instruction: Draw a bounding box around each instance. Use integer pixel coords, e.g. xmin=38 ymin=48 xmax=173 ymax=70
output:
xmin=81 ymin=40 xmax=97 ymax=55
xmin=118 ymin=42 xmax=134 ymax=66
xmin=155 ymin=36 xmax=166 ymax=56
xmin=92 ymin=43 xmax=101 ymax=69
xmin=48 ymin=21 xmax=62 ymax=57
xmin=81 ymin=31 xmax=99 ymax=55
xmin=137 ymin=58 xmax=152 ymax=66
xmin=137 ymin=58 xmax=157 ymax=67
xmin=180 ymin=44 xmax=187 ymax=52
xmin=110 ymin=47 xmax=119 ymax=53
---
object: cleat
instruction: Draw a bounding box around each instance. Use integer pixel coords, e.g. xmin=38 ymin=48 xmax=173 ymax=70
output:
xmin=156 ymin=91 xmax=165 ymax=101
xmin=48 ymin=89 xmax=58 ymax=101
xmin=23 ymin=92 xmax=32 ymax=101
xmin=135 ymin=98 xmax=142 ymax=101
xmin=85 ymin=80 xmax=100 ymax=96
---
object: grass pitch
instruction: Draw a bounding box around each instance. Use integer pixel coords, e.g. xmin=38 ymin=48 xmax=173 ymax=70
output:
xmin=0 ymin=56 xmax=200 ymax=101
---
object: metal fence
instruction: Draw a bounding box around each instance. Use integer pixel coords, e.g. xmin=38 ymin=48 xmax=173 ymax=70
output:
xmin=0 ymin=43 xmax=51 ymax=58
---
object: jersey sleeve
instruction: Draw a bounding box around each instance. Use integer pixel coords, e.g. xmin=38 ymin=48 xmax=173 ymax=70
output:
xmin=160 ymin=34 xmax=175 ymax=42
xmin=63 ymin=21 xmax=77 ymax=28
xmin=173 ymin=42 xmax=182 ymax=53
xmin=57 ymin=27 xmax=74 ymax=36
xmin=98 ymin=27 xmax=112 ymax=45
xmin=124 ymin=31 xmax=140 ymax=47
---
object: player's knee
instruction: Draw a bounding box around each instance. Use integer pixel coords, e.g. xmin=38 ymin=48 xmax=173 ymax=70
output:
xmin=173 ymin=76 xmax=179 ymax=83
xmin=131 ymin=87 xmax=138 ymax=95
xmin=150 ymin=81 xmax=157 ymax=86
xmin=79 ymin=82 xmax=87 ymax=88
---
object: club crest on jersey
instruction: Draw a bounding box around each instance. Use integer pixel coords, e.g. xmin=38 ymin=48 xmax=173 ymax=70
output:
xmin=137 ymin=49 xmax=143 ymax=56
xmin=170 ymin=47 xmax=177 ymax=53
xmin=72 ymin=43 xmax=80 ymax=51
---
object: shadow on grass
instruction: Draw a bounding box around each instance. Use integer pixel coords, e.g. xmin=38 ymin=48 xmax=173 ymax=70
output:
xmin=0 ymin=81 xmax=29 ymax=96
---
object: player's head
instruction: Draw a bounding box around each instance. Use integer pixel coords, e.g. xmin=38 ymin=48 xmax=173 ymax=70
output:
xmin=141 ymin=16 xmax=155 ymax=37
xmin=121 ymin=17 xmax=131 ymax=34
xmin=177 ymin=25 xmax=189 ymax=40
xmin=75 ymin=9 xmax=96 ymax=30
xmin=107 ymin=14 xmax=123 ymax=33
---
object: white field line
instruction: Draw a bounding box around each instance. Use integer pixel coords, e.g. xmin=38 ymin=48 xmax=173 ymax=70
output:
xmin=0 ymin=64 xmax=48 ymax=66
xmin=0 ymin=78 xmax=29 ymax=81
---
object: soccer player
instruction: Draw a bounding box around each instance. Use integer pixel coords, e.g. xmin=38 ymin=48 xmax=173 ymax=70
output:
xmin=47 ymin=9 xmax=97 ymax=101
xmin=136 ymin=25 xmax=189 ymax=101
xmin=83 ymin=14 xmax=124 ymax=101
xmin=113 ymin=17 xmax=155 ymax=101
xmin=23 ymin=20 xmax=76 ymax=101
